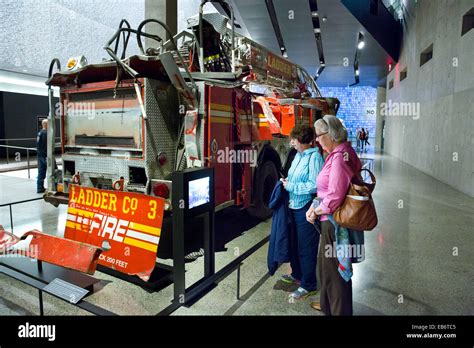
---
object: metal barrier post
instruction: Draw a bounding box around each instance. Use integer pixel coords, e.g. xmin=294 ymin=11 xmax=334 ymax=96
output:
xmin=27 ymin=149 xmax=30 ymax=179
xmin=38 ymin=289 xmax=44 ymax=316
xmin=9 ymin=204 xmax=13 ymax=232
xmin=5 ymin=140 xmax=9 ymax=165
xmin=236 ymin=263 xmax=241 ymax=300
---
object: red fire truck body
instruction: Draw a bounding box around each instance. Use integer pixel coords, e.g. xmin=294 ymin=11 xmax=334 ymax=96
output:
xmin=46 ymin=8 xmax=339 ymax=221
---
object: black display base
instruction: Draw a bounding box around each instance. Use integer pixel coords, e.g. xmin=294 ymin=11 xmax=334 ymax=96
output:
xmin=96 ymin=263 xmax=173 ymax=292
xmin=0 ymin=255 xmax=99 ymax=292
xmin=182 ymin=279 xmax=218 ymax=307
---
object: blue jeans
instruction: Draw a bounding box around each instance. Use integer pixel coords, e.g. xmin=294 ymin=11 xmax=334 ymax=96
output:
xmin=37 ymin=155 xmax=47 ymax=191
xmin=289 ymin=201 xmax=320 ymax=291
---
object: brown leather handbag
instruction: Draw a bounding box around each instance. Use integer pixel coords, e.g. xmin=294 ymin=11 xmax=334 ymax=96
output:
xmin=333 ymin=169 xmax=378 ymax=231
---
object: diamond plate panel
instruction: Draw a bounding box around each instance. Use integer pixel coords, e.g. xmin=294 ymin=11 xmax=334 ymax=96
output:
xmin=62 ymin=154 xmax=145 ymax=187
xmin=144 ymin=78 xmax=181 ymax=180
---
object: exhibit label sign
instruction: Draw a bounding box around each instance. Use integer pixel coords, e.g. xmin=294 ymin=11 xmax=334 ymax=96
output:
xmin=64 ymin=185 xmax=165 ymax=281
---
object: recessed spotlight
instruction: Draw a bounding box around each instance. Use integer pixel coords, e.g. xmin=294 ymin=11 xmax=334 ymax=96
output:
xmin=320 ymin=63 xmax=325 ymax=67
xmin=281 ymin=46 xmax=285 ymax=50
xmin=314 ymin=28 xmax=321 ymax=33
xmin=312 ymin=11 xmax=318 ymax=17
xmin=355 ymin=69 xmax=359 ymax=76
xmin=358 ymin=41 xmax=365 ymax=49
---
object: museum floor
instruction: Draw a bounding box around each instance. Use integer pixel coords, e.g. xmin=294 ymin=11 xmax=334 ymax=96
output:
xmin=0 ymin=153 xmax=472 ymax=316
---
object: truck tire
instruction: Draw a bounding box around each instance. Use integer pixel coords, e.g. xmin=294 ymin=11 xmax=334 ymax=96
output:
xmin=248 ymin=160 xmax=279 ymax=220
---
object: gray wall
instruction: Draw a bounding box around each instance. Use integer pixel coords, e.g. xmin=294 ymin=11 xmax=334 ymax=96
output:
xmin=375 ymin=87 xmax=386 ymax=152
xmin=0 ymin=0 xmax=145 ymax=77
xmin=0 ymin=92 xmax=59 ymax=157
xmin=383 ymin=0 xmax=474 ymax=197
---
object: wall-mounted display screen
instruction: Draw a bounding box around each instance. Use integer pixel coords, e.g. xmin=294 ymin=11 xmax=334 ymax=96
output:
xmin=188 ymin=177 xmax=210 ymax=209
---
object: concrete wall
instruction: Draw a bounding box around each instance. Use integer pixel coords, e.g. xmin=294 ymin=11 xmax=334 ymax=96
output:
xmin=0 ymin=0 xmax=145 ymax=77
xmin=145 ymin=0 xmax=177 ymax=48
xmin=383 ymin=0 xmax=474 ymax=197
xmin=375 ymin=86 xmax=386 ymax=151
xmin=177 ymin=0 xmax=205 ymax=33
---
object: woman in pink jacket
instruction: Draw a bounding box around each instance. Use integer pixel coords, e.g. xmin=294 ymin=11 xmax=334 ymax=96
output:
xmin=306 ymin=115 xmax=362 ymax=315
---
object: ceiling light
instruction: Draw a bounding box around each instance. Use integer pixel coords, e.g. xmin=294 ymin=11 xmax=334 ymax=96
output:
xmin=312 ymin=11 xmax=318 ymax=17
xmin=355 ymin=69 xmax=359 ymax=76
xmin=314 ymin=28 xmax=321 ymax=33
xmin=357 ymin=41 xmax=365 ymax=49
xmin=322 ymin=16 xmax=327 ymax=22
xmin=281 ymin=46 xmax=285 ymax=50
xmin=283 ymin=52 xmax=288 ymax=58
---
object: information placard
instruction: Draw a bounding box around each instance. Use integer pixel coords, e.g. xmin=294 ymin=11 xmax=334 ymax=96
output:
xmin=43 ymin=278 xmax=89 ymax=304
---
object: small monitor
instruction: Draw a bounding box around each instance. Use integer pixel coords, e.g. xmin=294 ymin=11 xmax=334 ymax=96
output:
xmin=172 ymin=167 xmax=214 ymax=217
xmin=188 ymin=177 xmax=210 ymax=209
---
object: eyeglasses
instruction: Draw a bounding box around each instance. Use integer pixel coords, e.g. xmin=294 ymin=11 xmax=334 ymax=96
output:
xmin=315 ymin=132 xmax=328 ymax=139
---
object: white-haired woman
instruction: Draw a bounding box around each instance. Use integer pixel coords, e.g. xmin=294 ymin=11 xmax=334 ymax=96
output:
xmin=306 ymin=115 xmax=362 ymax=315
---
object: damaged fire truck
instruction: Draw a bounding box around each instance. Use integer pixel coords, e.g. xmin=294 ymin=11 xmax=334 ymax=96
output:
xmin=44 ymin=2 xmax=339 ymax=234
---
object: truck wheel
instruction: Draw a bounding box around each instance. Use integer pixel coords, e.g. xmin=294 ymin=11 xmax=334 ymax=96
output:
xmin=248 ymin=160 xmax=279 ymax=220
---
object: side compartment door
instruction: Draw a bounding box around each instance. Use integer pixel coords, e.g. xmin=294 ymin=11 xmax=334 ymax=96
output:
xmin=206 ymin=86 xmax=234 ymax=206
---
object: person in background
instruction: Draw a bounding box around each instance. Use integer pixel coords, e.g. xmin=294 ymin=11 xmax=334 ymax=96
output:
xmin=36 ymin=119 xmax=48 ymax=193
xmin=280 ymin=125 xmax=324 ymax=299
xmin=365 ymin=129 xmax=371 ymax=149
xmin=355 ymin=127 xmax=361 ymax=149
xmin=360 ymin=128 xmax=366 ymax=152
xmin=306 ymin=115 xmax=362 ymax=315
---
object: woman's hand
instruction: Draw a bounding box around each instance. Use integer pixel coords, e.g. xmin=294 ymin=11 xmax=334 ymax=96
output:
xmin=313 ymin=205 xmax=324 ymax=216
xmin=306 ymin=205 xmax=317 ymax=224
xmin=307 ymin=203 xmax=325 ymax=223
xmin=281 ymin=178 xmax=288 ymax=189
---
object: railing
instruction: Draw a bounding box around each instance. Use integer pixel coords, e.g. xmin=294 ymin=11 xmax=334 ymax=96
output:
xmin=0 ymin=196 xmax=44 ymax=232
xmin=0 ymin=144 xmax=37 ymax=179
xmin=0 ymin=137 xmax=61 ymax=177
xmin=0 ymin=137 xmax=61 ymax=165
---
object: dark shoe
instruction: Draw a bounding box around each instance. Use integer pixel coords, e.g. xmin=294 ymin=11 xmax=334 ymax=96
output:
xmin=280 ymin=274 xmax=301 ymax=285
xmin=37 ymin=188 xmax=46 ymax=194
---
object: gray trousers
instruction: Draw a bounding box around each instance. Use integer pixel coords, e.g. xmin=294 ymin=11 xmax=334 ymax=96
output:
xmin=318 ymin=220 xmax=353 ymax=315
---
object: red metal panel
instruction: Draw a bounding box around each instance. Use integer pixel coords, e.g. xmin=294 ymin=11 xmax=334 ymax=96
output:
xmin=208 ymin=86 xmax=233 ymax=206
xmin=235 ymin=90 xmax=253 ymax=143
xmin=62 ymin=79 xmax=139 ymax=94
xmin=0 ymin=226 xmax=102 ymax=275
xmin=65 ymin=185 xmax=165 ymax=281
xmin=24 ymin=230 xmax=102 ymax=274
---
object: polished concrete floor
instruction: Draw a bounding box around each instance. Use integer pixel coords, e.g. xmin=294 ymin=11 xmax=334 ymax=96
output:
xmin=0 ymin=153 xmax=473 ymax=315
